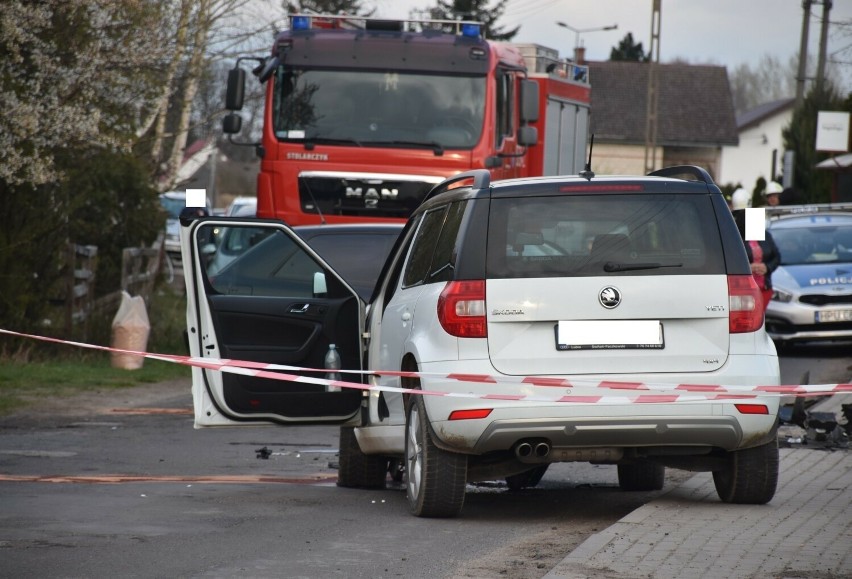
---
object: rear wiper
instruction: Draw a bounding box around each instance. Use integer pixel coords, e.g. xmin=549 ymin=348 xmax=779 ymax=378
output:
xmin=603 ymin=262 xmax=683 ymax=272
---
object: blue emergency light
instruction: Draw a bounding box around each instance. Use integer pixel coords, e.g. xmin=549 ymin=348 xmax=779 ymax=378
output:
xmin=291 ymin=16 xmax=310 ymax=30
xmin=461 ymin=23 xmax=481 ymax=38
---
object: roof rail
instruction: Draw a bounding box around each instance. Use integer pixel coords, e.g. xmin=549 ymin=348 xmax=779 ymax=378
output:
xmin=423 ymin=170 xmax=491 ymax=203
xmin=648 ymin=165 xmax=715 ymax=185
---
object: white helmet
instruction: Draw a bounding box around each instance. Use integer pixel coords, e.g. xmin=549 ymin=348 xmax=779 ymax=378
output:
xmin=764 ymin=181 xmax=783 ymax=196
xmin=731 ymin=188 xmax=751 ymax=210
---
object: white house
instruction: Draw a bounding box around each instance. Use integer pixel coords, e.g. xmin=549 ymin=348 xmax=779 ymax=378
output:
xmin=719 ymin=98 xmax=794 ymax=189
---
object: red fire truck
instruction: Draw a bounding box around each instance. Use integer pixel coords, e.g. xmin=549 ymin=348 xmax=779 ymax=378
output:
xmin=223 ymin=14 xmax=591 ymax=224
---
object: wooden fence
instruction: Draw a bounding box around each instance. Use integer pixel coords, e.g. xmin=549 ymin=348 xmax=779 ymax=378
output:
xmin=65 ymin=234 xmax=165 ymax=334
xmin=65 ymin=243 xmax=98 ymax=337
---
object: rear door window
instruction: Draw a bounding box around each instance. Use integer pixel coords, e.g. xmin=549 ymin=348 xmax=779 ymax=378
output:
xmin=402 ymin=201 xmax=467 ymax=288
xmin=486 ymin=194 xmax=725 ymax=278
xmin=403 ymin=207 xmax=447 ymax=287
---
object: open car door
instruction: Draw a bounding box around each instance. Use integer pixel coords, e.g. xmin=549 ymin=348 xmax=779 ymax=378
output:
xmin=181 ymin=217 xmax=365 ymax=427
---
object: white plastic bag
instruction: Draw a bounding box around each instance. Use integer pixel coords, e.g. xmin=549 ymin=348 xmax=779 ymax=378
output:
xmin=110 ymin=291 xmax=150 ymax=370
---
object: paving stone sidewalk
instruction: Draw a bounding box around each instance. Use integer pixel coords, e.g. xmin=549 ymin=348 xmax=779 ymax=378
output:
xmin=546 ymin=448 xmax=852 ymax=578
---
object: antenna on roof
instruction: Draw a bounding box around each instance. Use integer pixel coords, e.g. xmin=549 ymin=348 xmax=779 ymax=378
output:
xmin=579 ymin=133 xmax=595 ymax=181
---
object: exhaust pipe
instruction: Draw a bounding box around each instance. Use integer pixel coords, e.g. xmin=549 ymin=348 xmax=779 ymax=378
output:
xmin=534 ymin=442 xmax=551 ymax=458
xmin=515 ymin=442 xmax=533 ymax=458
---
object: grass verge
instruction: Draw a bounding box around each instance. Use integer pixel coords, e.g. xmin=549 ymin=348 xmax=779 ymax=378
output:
xmin=0 ymin=358 xmax=189 ymax=415
xmin=0 ymin=284 xmax=190 ymax=416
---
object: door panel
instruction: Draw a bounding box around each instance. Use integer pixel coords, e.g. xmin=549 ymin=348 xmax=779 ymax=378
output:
xmin=183 ymin=219 xmax=364 ymax=426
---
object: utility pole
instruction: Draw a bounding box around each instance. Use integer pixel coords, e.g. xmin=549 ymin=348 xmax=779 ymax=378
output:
xmin=815 ymin=0 xmax=832 ymax=95
xmin=797 ymin=0 xmax=834 ymax=105
xmin=644 ymin=0 xmax=661 ymax=174
xmin=795 ymin=0 xmax=812 ymax=108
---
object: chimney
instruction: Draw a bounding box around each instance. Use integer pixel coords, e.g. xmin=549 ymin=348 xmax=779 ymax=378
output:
xmin=574 ymin=46 xmax=586 ymax=65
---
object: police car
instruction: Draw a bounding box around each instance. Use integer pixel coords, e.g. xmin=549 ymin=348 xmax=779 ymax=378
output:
xmin=765 ymin=206 xmax=852 ymax=345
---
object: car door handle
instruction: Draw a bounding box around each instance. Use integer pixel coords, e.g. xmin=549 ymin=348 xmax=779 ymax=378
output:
xmin=289 ymin=303 xmax=310 ymax=313
xmin=401 ymin=312 xmax=411 ymax=321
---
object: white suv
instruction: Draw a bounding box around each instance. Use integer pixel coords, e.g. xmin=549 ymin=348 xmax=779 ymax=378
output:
xmin=182 ymin=166 xmax=780 ymax=518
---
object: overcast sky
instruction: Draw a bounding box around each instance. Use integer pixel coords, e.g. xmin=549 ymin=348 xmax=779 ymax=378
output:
xmin=368 ymin=0 xmax=852 ymax=88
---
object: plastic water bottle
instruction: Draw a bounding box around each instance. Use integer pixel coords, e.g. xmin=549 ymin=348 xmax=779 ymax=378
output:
xmin=324 ymin=343 xmax=342 ymax=392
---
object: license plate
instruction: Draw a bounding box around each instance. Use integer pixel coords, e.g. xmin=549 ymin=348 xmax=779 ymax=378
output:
xmin=815 ymin=309 xmax=852 ymax=323
xmin=555 ymin=320 xmax=664 ymax=350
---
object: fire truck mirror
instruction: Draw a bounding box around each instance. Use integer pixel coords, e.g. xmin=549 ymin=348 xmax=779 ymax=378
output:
xmin=520 ymin=80 xmax=539 ymax=124
xmin=222 ymin=113 xmax=242 ymax=135
xmin=518 ymin=126 xmax=538 ymax=147
xmin=226 ymin=68 xmax=246 ymax=111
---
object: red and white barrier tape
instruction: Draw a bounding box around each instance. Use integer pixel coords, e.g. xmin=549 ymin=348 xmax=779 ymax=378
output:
xmin=2 ymin=328 xmax=850 ymax=404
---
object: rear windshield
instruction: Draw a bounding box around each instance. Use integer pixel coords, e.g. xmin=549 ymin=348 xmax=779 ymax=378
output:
xmin=486 ymin=194 xmax=725 ymax=278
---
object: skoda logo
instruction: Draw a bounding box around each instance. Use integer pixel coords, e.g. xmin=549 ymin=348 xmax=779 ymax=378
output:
xmin=599 ymin=286 xmax=621 ymax=309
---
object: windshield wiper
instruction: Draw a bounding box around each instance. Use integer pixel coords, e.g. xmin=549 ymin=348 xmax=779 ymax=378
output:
xmin=367 ymin=140 xmax=444 ymax=155
xmin=603 ymin=262 xmax=684 ymax=272
xmin=303 ymin=137 xmax=363 ymax=148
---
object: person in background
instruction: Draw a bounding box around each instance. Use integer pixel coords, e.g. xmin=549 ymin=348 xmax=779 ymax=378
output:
xmin=764 ymin=181 xmax=783 ymax=207
xmin=731 ymin=187 xmax=751 ymax=212
xmin=731 ymin=205 xmax=781 ymax=313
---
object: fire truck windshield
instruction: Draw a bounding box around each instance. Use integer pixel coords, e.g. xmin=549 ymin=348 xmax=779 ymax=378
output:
xmin=272 ymin=68 xmax=485 ymax=149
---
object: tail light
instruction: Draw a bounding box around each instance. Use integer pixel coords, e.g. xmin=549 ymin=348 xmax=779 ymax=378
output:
xmin=438 ymin=280 xmax=487 ymax=338
xmin=448 ymin=408 xmax=493 ymax=420
xmin=728 ymin=275 xmax=764 ymax=333
xmin=734 ymin=403 xmax=769 ymax=415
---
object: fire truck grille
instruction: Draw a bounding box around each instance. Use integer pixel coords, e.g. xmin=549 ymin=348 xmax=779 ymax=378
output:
xmin=298 ymin=175 xmax=435 ymax=218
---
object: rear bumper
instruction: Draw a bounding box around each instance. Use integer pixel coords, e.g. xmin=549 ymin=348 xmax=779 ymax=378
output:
xmin=419 ymin=354 xmax=780 ymax=456
xmin=429 ymin=403 xmax=778 ymax=456
xmin=473 ymin=415 xmax=743 ymax=455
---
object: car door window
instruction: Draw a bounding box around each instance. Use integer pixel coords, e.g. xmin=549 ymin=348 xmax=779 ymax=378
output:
xmin=403 ymin=207 xmax=448 ymax=287
xmin=427 ymin=201 xmax=466 ymax=283
xmin=198 ymin=225 xmax=348 ymax=299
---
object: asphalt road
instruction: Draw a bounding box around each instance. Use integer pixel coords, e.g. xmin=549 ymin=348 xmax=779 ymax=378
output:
xmin=0 ymin=344 xmax=849 ymax=578
xmin=0 ymin=379 xmax=686 ymax=579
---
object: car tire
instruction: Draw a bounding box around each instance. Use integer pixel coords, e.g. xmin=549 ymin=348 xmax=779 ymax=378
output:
xmin=617 ymin=462 xmax=665 ymax=491
xmin=713 ymin=440 xmax=779 ymax=504
xmin=505 ymin=464 xmax=549 ymax=491
xmin=405 ymin=394 xmax=467 ymax=517
xmin=336 ymin=426 xmax=388 ymax=489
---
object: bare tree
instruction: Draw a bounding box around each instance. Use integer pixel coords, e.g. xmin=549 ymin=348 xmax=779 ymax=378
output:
xmin=148 ymin=1 xmax=193 ymax=168
xmin=727 ymin=54 xmax=798 ymax=115
xmin=148 ymin=0 xmax=290 ymax=190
